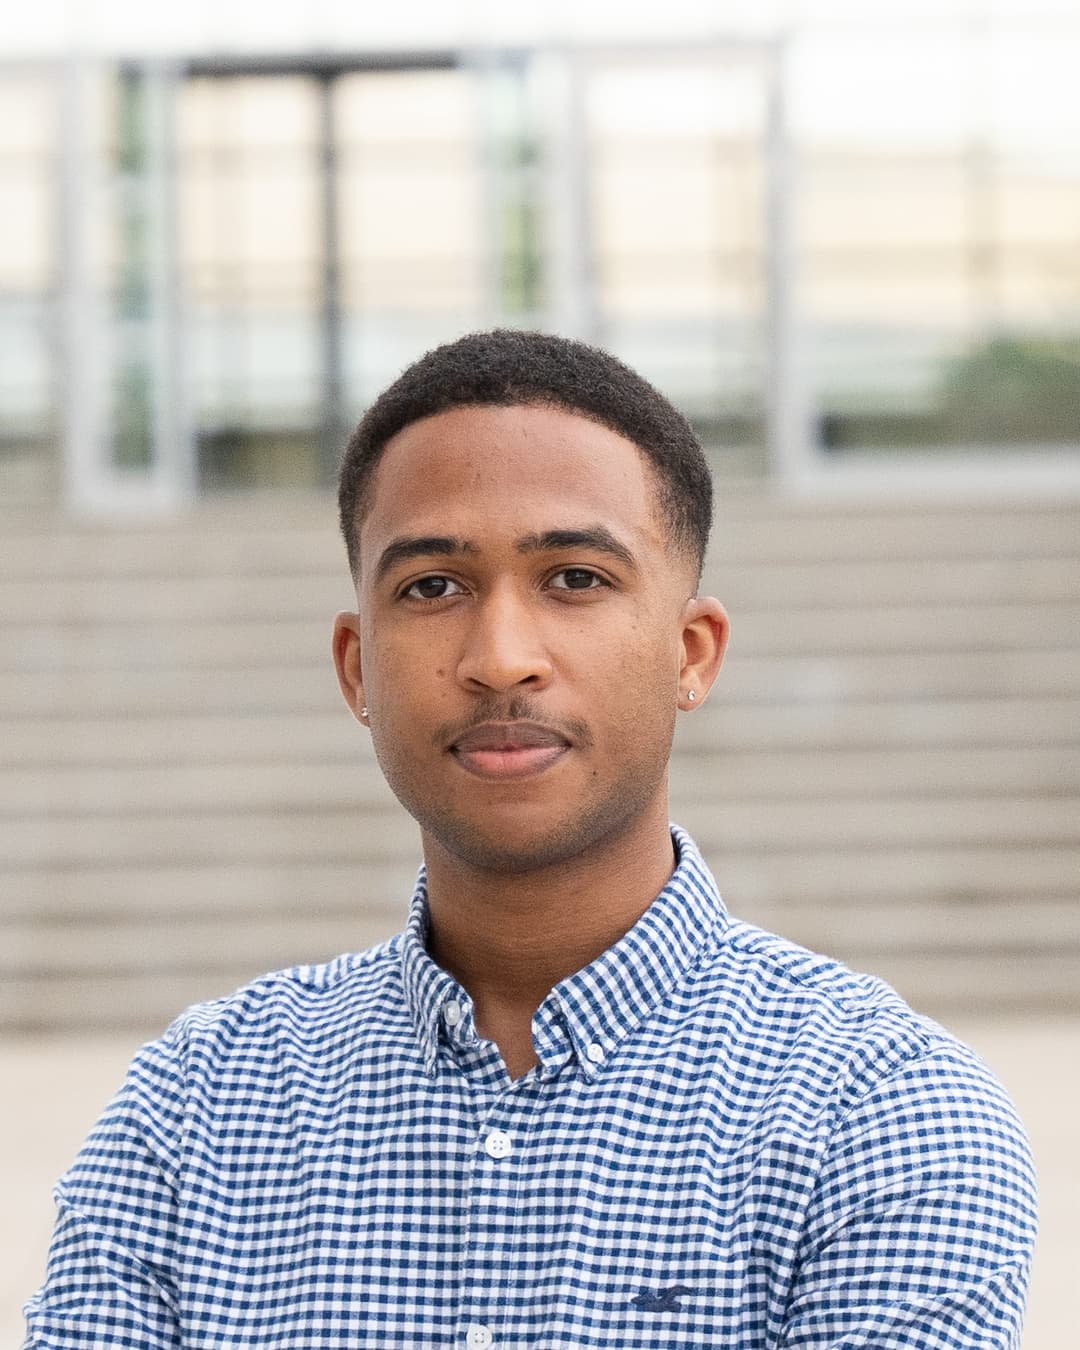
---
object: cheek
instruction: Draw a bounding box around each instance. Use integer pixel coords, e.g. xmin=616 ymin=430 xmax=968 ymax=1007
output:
xmin=593 ymin=632 xmax=680 ymax=735
xmin=621 ymin=615 xmax=682 ymax=685
xmin=366 ymin=644 xmax=454 ymax=720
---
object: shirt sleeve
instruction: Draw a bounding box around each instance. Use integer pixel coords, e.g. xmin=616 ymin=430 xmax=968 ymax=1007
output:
xmin=22 ymin=1033 xmax=186 ymax=1350
xmin=778 ymin=1040 xmax=1038 ymax=1349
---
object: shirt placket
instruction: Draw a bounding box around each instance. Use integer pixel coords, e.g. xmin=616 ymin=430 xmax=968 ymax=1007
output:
xmin=453 ymin=1050 xmax=538 ymax=1350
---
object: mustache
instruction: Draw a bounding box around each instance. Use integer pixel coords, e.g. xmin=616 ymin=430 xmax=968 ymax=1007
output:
xmin=434 ymin=695 xmax=593 ymax=750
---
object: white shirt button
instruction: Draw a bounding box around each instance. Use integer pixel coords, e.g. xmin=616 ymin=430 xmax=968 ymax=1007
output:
xmin=466 ymin=1323 xmax=493 ymax=1349
xmin=586 ymin=1042 xmax=605 ymax=1064
xmin=444 ymin=1000 xmax=462 ymax=1027
xmin=484 ymin=1129 xmax=512 ymax=1159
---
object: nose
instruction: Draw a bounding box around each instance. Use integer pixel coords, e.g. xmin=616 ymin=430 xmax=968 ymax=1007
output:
xmin=455 ymin=586 xmax=553 ymax=695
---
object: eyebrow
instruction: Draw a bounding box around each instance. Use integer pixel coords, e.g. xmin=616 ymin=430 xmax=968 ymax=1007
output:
xmin=373 ymin=535 xmax=476 ymax=583
xmin=515 ymin=527 xmax=638 ymax=571
xmin=372 ymin=524 xmax=638 ymax=584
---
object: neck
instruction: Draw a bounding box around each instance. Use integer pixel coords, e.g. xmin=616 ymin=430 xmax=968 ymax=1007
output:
xmin=421 ymin=805 xmax=677 ymax=1076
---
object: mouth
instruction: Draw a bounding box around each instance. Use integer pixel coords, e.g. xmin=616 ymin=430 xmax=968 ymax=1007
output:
xmin=449 ymin=721 xmax=571 ymax=781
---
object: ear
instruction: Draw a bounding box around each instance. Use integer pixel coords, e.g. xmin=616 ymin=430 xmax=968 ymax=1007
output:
xmin=677 ymin=596 xmax=729 ymax=710
xmin=332 ymin=611 xmax=369 ymax=725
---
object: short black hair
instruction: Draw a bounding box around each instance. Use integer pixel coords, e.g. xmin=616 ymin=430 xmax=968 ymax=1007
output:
xmin=337 ymin=328 xmax=713 ymax=579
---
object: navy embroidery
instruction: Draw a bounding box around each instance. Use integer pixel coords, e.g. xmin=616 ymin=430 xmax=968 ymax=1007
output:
xmin=631 ymin=1284 xmax=693 ymax=1312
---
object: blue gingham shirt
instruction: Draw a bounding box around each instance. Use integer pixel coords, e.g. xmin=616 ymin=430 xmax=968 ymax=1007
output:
xmin=25 ymin=827 xmax=1036 ymax=1349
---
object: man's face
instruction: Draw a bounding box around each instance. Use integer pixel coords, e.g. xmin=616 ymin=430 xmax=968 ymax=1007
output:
xmin=335 ymin=402 xmax=724 ymax=875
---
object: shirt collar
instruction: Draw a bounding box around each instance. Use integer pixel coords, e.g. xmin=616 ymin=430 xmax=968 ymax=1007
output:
xmin=400 ymin=875 xmax=460 ymax=1076
xmin=400 ymin=825 xmax=728 ymax=1079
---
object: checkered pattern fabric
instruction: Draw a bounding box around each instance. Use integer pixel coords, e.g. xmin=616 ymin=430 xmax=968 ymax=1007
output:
xmin=24 ymin=827 xmax=1036 ymax=1348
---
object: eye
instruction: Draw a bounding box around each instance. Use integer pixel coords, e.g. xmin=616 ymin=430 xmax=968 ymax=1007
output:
xmin=403 ymin=575 xmax=464 ymax=601
xmin=548 ymin=567 xmax=605 ymax=591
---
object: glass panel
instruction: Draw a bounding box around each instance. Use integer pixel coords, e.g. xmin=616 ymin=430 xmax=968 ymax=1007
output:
xmin=336 ymin=69 xmax=487 ymax=406
xmin=110 ymin=68 xmax=157 ymax=470
xmin=177 ymin=76 xmax=322 ymax=487
xmin=337 ymin=70 xmax=482 ymax=311
xmin=796 ymin=22 xmax=1080 ymax=452
xmin=0 ymin=72 xmax=58 ymax=479
xmin=482 ymin=62 xmax=542 ymax=318
xmin=584 ymin=60 xmax=768 ymax=466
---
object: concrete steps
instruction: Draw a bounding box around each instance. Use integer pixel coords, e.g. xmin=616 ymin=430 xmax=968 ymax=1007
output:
xmin=2 ymin=490 xmax=1078 ymax=1030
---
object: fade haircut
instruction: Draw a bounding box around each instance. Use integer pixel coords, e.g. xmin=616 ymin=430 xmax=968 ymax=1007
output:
xmin=337 ymin=329 xmax=713 ymax=580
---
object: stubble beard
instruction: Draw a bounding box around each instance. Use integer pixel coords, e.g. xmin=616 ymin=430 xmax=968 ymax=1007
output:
xmin=411 ymin=765 xmax=670 ymax=877
xmin=371 ymin=697 xmax=676 ymax=877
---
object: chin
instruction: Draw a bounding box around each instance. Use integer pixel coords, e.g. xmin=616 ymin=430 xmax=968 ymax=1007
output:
xmin=419 ymin=794 xmax=658 ymax=878
xmin=430 ymin=823 xmax=576 ymax=876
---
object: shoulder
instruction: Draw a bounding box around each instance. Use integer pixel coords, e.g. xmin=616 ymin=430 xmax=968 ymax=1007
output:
xmin=690 ymin=917 xmax=1027 ymax=1135
xmin=699 ymin=914 xmax=936 ymax=1051
xmin=57 ymin=937 xmax=410 ymax=1196
xmin=180 ymin=932 xmax=403 ymax=1034
xmin=671 ymin=833 xmax=954 ymax=1094
xmin=122 ymin=934 xmax=408 ymax=1108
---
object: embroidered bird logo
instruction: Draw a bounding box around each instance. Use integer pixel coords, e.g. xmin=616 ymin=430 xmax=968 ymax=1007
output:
xmin=631 ymin=1284 xmax=694 ymax=1312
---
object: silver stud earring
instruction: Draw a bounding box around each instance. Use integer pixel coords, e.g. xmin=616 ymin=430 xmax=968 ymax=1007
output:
xmin=360 ymin=706 xmax=369 ymax=718
xmin=686 ymin=690 xmax=696 ymax=703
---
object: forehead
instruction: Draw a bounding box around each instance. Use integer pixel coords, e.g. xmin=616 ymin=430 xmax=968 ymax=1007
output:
xmin=358 ymin=403 xmax=668 ymax=569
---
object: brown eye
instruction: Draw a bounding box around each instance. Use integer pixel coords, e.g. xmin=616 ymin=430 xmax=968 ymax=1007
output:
xmin=405 ymin=576 xmax=462 ymax=600
xmin=550 ymin=568 xmax=602 ymax=591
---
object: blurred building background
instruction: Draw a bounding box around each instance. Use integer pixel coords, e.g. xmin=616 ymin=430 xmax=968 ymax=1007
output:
xmin=2 ymin=3 xmax=1079 ymax=1345
xmin=4 ymin=0 xmax=1077 ymax=1026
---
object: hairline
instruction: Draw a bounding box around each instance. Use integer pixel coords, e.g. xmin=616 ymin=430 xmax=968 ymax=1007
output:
xmin=346 ymin=396 xmax=703 ymax=585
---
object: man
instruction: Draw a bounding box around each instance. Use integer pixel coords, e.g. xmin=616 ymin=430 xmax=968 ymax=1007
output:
xmin=25 ymin=330 xmax=1036 ymax=1348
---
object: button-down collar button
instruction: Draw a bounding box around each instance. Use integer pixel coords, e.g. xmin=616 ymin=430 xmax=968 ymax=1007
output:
xmin=484 ymin=1129 xmax=512 ymax=1160
xmin=466 ymin=1323 xmax=493 ymax=1349
xmin=444 ymin=999 xmax=462 ymax=1027
xmin=586 ymin=1041 xmax=605 ymax=1064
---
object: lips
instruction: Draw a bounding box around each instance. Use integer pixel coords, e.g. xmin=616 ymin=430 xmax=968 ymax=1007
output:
xmin=450 ymin=721 xmax=570 ymax=780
